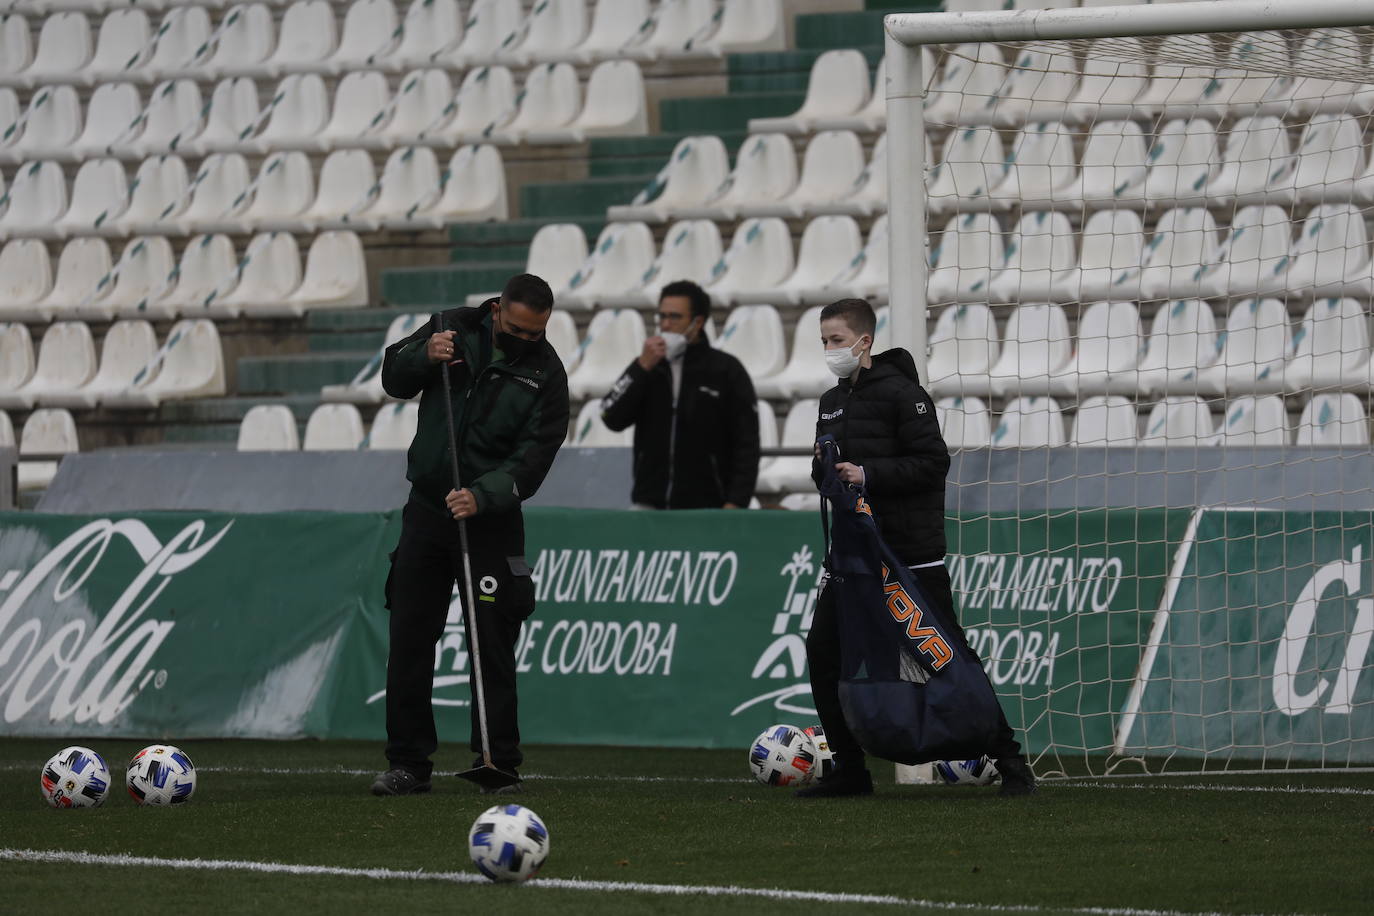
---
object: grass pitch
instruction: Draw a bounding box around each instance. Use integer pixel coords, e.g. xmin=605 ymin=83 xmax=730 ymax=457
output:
xmin=2 ymin=738 xmax=1371 ymax=915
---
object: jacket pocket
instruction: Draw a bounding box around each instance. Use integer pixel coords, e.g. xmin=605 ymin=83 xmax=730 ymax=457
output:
xmin=502 ymin=555 xmax=536 ymax=621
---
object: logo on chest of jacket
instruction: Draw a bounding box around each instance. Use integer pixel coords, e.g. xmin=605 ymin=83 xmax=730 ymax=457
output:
xmin=698 ymin=385 xmax=721 ymax=398
xmin=821 ymin=409 xmax=844 ymax=421
xmin=513 ymin=376 xmax=541 ymax=390
xmin=915 ymin=402 xmax=928 ymax=415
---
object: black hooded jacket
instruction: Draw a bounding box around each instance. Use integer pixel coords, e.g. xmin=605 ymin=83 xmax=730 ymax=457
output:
xmin=811 ymin=348 xmax=951 ymax=566
xmin=600 ymin=337 xmax=760 ymax=509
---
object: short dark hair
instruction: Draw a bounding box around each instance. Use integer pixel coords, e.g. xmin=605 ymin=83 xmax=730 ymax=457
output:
xmin=502 ymin=273 xmax=554 ymax=313
xmin=820 ymin=298 xmax=876 ymax=338
xmin=660 ymin=280 xmax=711 ymax=322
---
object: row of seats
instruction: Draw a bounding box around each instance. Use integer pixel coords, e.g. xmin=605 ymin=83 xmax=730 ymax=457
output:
xmin=236 ymin=401 xmax=418 ymax=450
xmin=0 ymin=231 xmax=365 ymax=323
xmin=0 ymin=406 xmax=79 ymax=491
xmin=753 ymin=30 xmax=1374 ymax=138
xmin=0 ymin=0 xmax=781 ymax=89
xmin=0 ymin=146 xmax=504 ymax=240
xmin=0 ymin=62 xmax=642 ymax=164
xmin=0 ymin=318 xmax=225 ymax=409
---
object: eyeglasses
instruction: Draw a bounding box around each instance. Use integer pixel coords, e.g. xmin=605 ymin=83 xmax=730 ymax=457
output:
xmin=656 ymin=311 xmax=691 ymax=323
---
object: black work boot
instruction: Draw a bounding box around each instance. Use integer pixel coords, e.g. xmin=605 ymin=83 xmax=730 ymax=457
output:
xmin=996 ymin=757 xmax=1037 ymax=797
xmin=371 ymin=768 xmax=432 ymax=796
xmin=794 ymin=764 xmax=874 ymax=799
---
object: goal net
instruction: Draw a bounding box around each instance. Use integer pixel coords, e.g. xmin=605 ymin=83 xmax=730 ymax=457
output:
xmin=884 ymin=2 xmax=1374 ymax=776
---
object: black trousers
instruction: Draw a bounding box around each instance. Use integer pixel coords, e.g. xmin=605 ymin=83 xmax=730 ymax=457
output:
xmin=384 ymin=501 xmax=535 ymax=780
xmin=806 ymin=562 xmax=1024 ymax=770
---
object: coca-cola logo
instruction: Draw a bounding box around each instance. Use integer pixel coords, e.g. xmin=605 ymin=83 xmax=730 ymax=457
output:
xmin=0 ymin=519 xmax=232 ymax=726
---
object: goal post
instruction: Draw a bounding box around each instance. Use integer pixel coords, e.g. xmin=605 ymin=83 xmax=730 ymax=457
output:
xmin=881 ymin=0 xmax=1374 ymax=776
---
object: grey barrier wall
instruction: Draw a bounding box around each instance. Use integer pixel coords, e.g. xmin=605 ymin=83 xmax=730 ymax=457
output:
xmin=0 ymin=446 xmax=14 ymax=510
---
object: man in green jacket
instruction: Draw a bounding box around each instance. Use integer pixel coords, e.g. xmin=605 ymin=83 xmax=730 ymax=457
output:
xmin=371 ymin=274 xmax=569 ymax=796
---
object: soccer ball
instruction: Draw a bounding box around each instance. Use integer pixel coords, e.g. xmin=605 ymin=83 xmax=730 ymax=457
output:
xmin=41 ymin=746 xmax=111 ymax=808
xmin=935 ymin=756 xmax=1001 ymax=786
xmin=468 ymin=803 xmax=550 ymax=883
xmin=126 ymin=744 xmax=197 ymax=805
xmin=803 ymin=725 xmax=836 ymax=780
xmin=748 ymin=724 xmax=818 ymax=787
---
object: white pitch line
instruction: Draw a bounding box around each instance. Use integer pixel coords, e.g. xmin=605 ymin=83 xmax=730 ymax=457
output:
xmin=1050 ymin=782 xmax=1374 ymax=797
xmin=0 ymin=848 xmax=1310 ymax=916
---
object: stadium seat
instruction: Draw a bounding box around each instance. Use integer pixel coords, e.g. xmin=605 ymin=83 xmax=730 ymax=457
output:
xmin=41 ymin=319 xmax=158 ymax=409
xmin=542 ymin=309 xmax=580 ymax=373
xmin=430 ymin=144 xmax=509 ymax=226
xmin=362 ymin=145 xmax=441 ymax=230
xmin=262 ymin=0 xmax=338 ymax=77
xmin=204 ymin=3 xmax=276 ymax=79
xmin=1057 ymin=120 xmax=1148 ymax=209
xmin=1133 ymin=298 xmax=1218 ymax=396
xmin=124 ymin=79 xmax=204 ymax=160
xmin=814 ymin=54 xmax=897 ymax=133
xmin=1070 ymin=396 xmax=1137 ymax=447
xmin=1038 ymin=300 xmax=1141 ymax=399
xmin=557 ymin=222 xmax=655 ymax=310
xmin=1137 ymin=34 xmax=1225 ymax=121
xmin=990 ymin=211 xmax=1077 ymax=303
xmin=935 ymin=396 xmax=992 ymax=449
xmin=109 ymin=154 xmax=191 ymax=236
xmin=1136 ymin=208 xmax=1222 ymax=301
xmin=386 ymin=0 xmax=464 ymax=73
xmin=224 ymin=151 xmax=315 ymax=234
xmin=1198 ymin=205 xmax=1291 ymax=300
xmin=0 ymin=239 xmax=53 ymax=322
xmin=84 ymin=7 xmax=152 ymax=86
xmin=17 ymin=408 xmax=79 ymax=492
xmin=0 ymin=321 xmax=96 ymax=409
xmin=271 ymin=149 xmax=377 ymax=232
xmin=1273 ymin=113 xmax=1364 ymax=207
xmin=549 ymin=0 xmax=648 ymax=65
xmin=926 ymin=303 xmax=999 ymax=398
xmin=703 ymin=217 xmax=794 ymax=306
xmin=104 ymin=318 xmax=226 ymax=408
xmin=754 ymin=397 xmax=779 ymax=477
xmin=623 ymin=0 xmax=717 ymax=62
xmin=422 ymin=65 xmax=517 ymax=145
xmin=1063 ymin=38 xmax=1148 ymax=123
xmin=987 ymin=44 xmax=1078 ymax=127
xmin=567 ymin=308 xmax=645 ymax=399
xmin=30 ymin=237 xmax=113 ymax=324
xmin=303 ymin=403 xmax=365 ymax=450
xmin=276 ymin=230 xmax=367 ymax=316
xmin=63 ymin=82 xmax=141 ymax=163
xmin=755 ymin=399 xmax=819 ymax=493
xmin=1291 ymin=29 xmax=1374 ymax=117
xmin=321 ymin=312 xmax=428 ymax=404
xmin=926 ymin=126 xmax=1005 ymax=215
xmin=715 ymin=304 xmax=786 ymax=382
xmin=600 ymin=219 xmax=722 ymax=309
xmin=0 ymin=322 xmax=35 ymax=393
xmin=0 ymin=88 xmax=18 ymax=159
xmin=746 ymin=215 xmax=862 ymax=307
xmin=927 ymin=212 xmax=1005 ymax=304
xmin=925 ymin=42 xmax=1006 ymax=126
xmin=0 ymin=409 xmax=11 ymax=450
xmin=363 ymin=68 xmax=454 ymax=150
xmin=164 ymin=234 xmax=239 ymax=319
xmin=238 ymin=404 xmax=301 ymax=451
xmin=1050 ymin=209 xmax=1145 ymax=302
xmin=1214 ymin=395 xmax=1288 ymax=447
xmin=1195 ymin=298 xmax=1290 ymax=397
xmin=216 ymin=231 xmax=302 ymax=318
xmin=366 ymin=401 xmax=420 ymax=449
xmin=608 ymin=135 xmax=730 ymax=223
xmin=1283 ymin=297 xmax=1370 ymax=393
xmin=0 ymin=161 xmax=68 ymax=238
xmin=1215 ymin=31 xmax=1295 ymax=117
xmin=499 ymin=62 xmax=583 ymax=144
xmin=572 ymin=398 xmax=631 ymax=447
xmin=538 ymin=59 xmax=646 ymax=141
xmin=680 ymin=0 xmax=784 ymax=57
xmin=0 ymin=14 xmax=32 ymax=82
xmin=991 ymin=397 xmax=1065 ymax=448
xmin=497 ymin=0 xmax=589 ymax=67
xmin=990 ymin=122 xmax=1076 ymax=210
xmin=674 ymin=133 xmax=797 ymax=220
xmin=1284 ymin=203 xmax=1373 ymax=300
xmin=52 ymin=158 xmax=130 ymax=238
xmin=247 ymin=74 xmax=330 ymax=153
xmin=980 ymin=303 xmax=1072 ymax=398
xmin=101 ymin=236 xmax=177 ymax=321
xmin=307 ymin=70 xmax=393 ymax=151
xmin=1142 ymin=119 xmax=1219 ymax=209
xmin=175 ymin=152 xmax=253 ymax=235
xmin=825 ymin=213 xmax=889 ymax=303
xmin=754 ymin=306 xmax=827 ymax=399
xmin=1140 ymin=396 xmax=1214 ymax=447
xmin=471 ymin=221 xmax=586 ymax=308
xmin=8 ymin=85 xmax=81 ymax=163
xmin=1205 ymin=115 xmax=1291 ymax=207
xmin=739 ymin=130 xmax=864 ymax=219
xmin=183 ymin=77 xmax=259 ymax=156
xmin=21 ymin=12 xmax=92 ymax=89
xmin=1295 ymin=392 xmax=1370 ymax=445
xmin=813 ymin=132 xmax=888 ymax=218
xmin=748 ymin=49 xmax=870 ymax=135
xmin=323 ymin=0 xmax=400 ymax=73
xmin=145 ymin=7 xmax=214 ymax=80
xmin=441 ymin=0 xmax=524 ymax=69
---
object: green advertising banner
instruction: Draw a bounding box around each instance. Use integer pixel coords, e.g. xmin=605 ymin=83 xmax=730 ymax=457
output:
xmin=1119 ymin=509 xmax=1374 ymax=764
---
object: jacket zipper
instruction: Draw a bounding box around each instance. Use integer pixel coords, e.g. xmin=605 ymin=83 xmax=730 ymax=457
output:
xmin=666 ymin=387 xmax=678 ymax=507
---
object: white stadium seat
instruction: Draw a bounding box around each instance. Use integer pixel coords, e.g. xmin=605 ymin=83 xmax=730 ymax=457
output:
xmin=755 ymin=398 xmax=819 ymax=493
xmin=1275 ymin=113 xmax=1364 ymax=207
xmin=675 ymin=133 xmax=797 ymax=220
xmin=927 ymin=212 xmax=1005 ymax=304
xmin=600 ymin=219 xmax=722 ymax=309
xmin=84 ymin=8 xmax=152 ymax=86
xmin=748 ymin=49 xmax=870 ymax=135
xmin=935 ymin=396 xmax=992 ymax=449
xmin=925 ymin=42 xmax=1006 ymax=127
xmin=927 ymin=126 xmax=1005 ymax=215
xmin=423 ymin=65 xmax=517 ymax=145
xmin=22 ymin=12 xmax=92 ymax=89
xmin=542 ymin=309 xmax=580 ymax=373
xmin=0 ymin=322 xmax=35 ymax=394
xmin=1070 ymin=396 xmax=1138 ymax=447
xmin=30 ymin=237 xmax=113 ymax=323
xmin=364 ymin=145 xmax=442 ymax=230
xmin=304 ymin=403 xmax=365 ymax=451
xmin=990 ymin=210 xmax=1077 ymax=303
xmin=1283 ymin=297 xmax=1371 ymax=393
xmin=109 ymin=154 xmax=192 ymax=236
xmin=176 ymin=152 xmax=253 ymax=234
xmin=540 ymin=59 xmax=646 ymax=141
xmin=9 ymin=85 xmax=82 ymax=163
xmin=165 ymin=234 xmax=239 ymax=319
xmin=748 ymin=215 xmax=862 ymax=306
xmin=716 ymin=304 xmax=786 ymax=382
xmin=65 ymin=82 xmax=142 ymax=163
xmin=987 ymin=44 xmax=1078 ymax=128
xmin=184 ymin=77 xmax=260 ymax=156
xmin=1133 ymin=298 xmax=1218 ymax=396
xmin=1136 ymin=208 xmax=1222 ymax=301
xmin=1196 ymin=298 xmax=1290 ymax=397
xmin=567 ymin=308 xmax=645 ymax=399
xmin=1215 ymin=31 xmax=1295 ymax=117
xmin=1215 ymin=395 xmax=1288 ymax=447
xmin=550 ymin=0 xmax=648 ymax=65
xmin=926 ymin=303 xmax=999 ymax=398
xmin=1042 ymin=300 xmax=1141 ymax=399
xmin=216 ymin=231 xmax=302 ymax=318
xmin=0 ymin=409 xmax=10 ymax=450
xmin=814 ymin=54 xmax=901 ymax=133
xmin=608 ymin=135 xmax=730 ymax=223
xmin=0 ymin=14 xmax=33 ymax=82
xmin=146 ymin=7 xmax=214 ymax=79
xmin=557 ymin=221 xmax=655 ymax=310
xmin=1284 ymin=203 xmax=1373 ymax=300
xmin=703 ymin=217 xmax=794 ymax=307
xmin=754 ymin=305 xmax=828 ymax=399
xmin=1295 ymin=393 xmax=1369 ymax=446
xmin=467 ymin=222 xmax=586 ymax=307
xmin=1291 ymin=29 xmax=1374 ymax=117
xmin=991 ymin=121 xmax=1076 ymax=210
xmin=573 ymin=398 xmax=631 ymax=447
xmin=1064 ymin=38 xmax=1148 ymax=123
xmin=1143 ymin=119 xmax=1219 ymax=209
xmin=322 ymin=312 xmax=429 ymax=404
xmin=263 ymin=0 xmax=339 ymax=77
xmin=623 ymin=0 xmax=717 ymax=62
xmin=981 ymin=303 xmax=1072 ymax=398
xmin=1199 ymin=205 xmax=1291 ymax=300
xmin=42 ymin=319 xmax=159 ymax=409
xmin=685 ymin=0 xmax=784 ymax=57
xmin=364 ymin=68 xmax=454 ymax=150
xmin=387 ymin=0 xmax=464 ymax=73
xmin=500 ymin=62 xmax=583 ymax=144
xmin=1137 ymin=34 xmax=1225 ymax=121
xmin=441 ymin=0 xmax=524 ymax=69
xmin=124 ymin=79 xmax=204 ymax=160
xmin=102 ymin=236 xmax=177 ymax=322
xmin=991 ymin=397 xmax=1065 ymax=448
xmin=267 ymin=149 xmax=377 ymax=232
xmin=0 ymin=321 xmax=96 ymax=410
xmin=826 ymin=213 xmax=890 ymax=303
xmin=238 ymin=404 xmax=301 ymax=451
xmin=1051 ymin=209 xmax=1145 ymax=303
xmin=1205 ymin=115 xmax=1291 ymax=207
xmin=814 ymin=131 xmax=888 ymax=217
xmin=0 ymin=161 xmax=67 ymax=237
xmin=309 ymin=70 xmax=392 ymax=152
xmin=498 ymin=0 xmax=589 ymax=67
xmin=738 ymin=130 xmax=864 ymax=219
xmin=249 ymin=74 xmax=331 ymax=153
xmin=1058 ymin=120 xmax=1148 ymax=209
xmin=366 ymin=401 xmax=420 ymax=449
xmin=754 ymin=398 xmax=779 ymax=478
xmin=17 ymin=408 xmax=79 ymax=492
xmin=0 ymin=239 xmax=53 ymax=322
xmin=229 ymin=151 xmax=316 ymax=233
xmin=53 ymin=158 xmax=130 ymax=238
xmin=1140 ymin=397 xmax=1215 ymax=447
xmin=104 ymin=318 xmax=227 ymax=408
xmin=327 ymin=0 xmax=401 ymax=73
xmin=205 ymin=3 xmax=276 ymax=79
xmin=279 ymin=230 xmax=367 ymax=316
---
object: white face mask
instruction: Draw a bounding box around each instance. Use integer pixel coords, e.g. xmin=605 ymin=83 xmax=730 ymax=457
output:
xmin=825 ymin=338 xmax=867 ymax=378
xmin=661 ymin=331 xmax=688 ymax=360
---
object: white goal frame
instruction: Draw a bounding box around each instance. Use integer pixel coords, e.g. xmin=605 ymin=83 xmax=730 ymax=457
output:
xmin=882 ymin=0 xmax=1374 ymax=380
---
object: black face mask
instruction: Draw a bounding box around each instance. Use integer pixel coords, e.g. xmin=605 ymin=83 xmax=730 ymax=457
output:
xmin=493 ymin=306 xmax=540 ymax=362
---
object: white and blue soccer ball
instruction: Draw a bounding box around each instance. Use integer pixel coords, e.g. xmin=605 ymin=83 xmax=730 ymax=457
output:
xmin=468 ymin=803 xmax=550 ymax=883
xmin=749 ymin=724 xmax=818 ymax=787
xmin=126 ymin=744 xmax=197 ymax=805
xmin=803 ymin=725 xmax=836 ymax=780
xmin=935 ymin=756 xmax=1001 ymax=786
xmin=41 ymin=746 xmax=112 ymax=809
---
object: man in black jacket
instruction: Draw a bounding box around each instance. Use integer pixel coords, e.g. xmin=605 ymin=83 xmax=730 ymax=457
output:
xmin=370 ymin=274 xmax=569 ymax=797
xmin=796 ymin=298 xmax=1036 ymax=799
xmin=601 ymin=280 xmax=760 ymax=510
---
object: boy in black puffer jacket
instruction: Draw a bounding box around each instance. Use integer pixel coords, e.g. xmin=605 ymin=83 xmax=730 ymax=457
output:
xmin=796 ymin=298 xmax=1036 ymax=799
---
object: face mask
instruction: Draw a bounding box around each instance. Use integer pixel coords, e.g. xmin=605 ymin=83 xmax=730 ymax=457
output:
xmin=825 ymin=338 xmax=867 ymax=378
xmin=661 ymin=331 xmax=688 ymax=360
xmin=494 ymin=308 xmax=540 ymax=362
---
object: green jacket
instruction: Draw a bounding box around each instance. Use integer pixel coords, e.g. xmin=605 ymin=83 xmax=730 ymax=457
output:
xmin=381 ymin=305 xmax=570 ymax=534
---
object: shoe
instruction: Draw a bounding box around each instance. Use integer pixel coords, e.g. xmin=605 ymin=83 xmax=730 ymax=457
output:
xmin=370 ymin=768 xmax=432 ymax=796
xmin=793 ymin=768 xmax=874 ymax=799
xmin=996 ymin=757 xmax=1037 ymax=797
xmin=479 ymin=780 xmax=523 ymax=795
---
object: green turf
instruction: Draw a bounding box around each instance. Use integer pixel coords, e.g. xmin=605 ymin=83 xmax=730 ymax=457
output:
xmin=3 ymin=739 xmax=1372 ymax=915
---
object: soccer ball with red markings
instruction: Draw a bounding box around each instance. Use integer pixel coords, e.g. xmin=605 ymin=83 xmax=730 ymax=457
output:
xmin=41 ymin=746 xmax=111 ymax=809
xmin=468 ymin=804 xmax=550 ymax=883
xmin=803 ymin=725 xmax=836 ymax=780
xmin=935 ymin=756 xmax=1001 ymax=786
xmin=749 ymin=724 xmax=818 ymax=787
xmin=126 ymin=744 xmax=197 ymax=805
